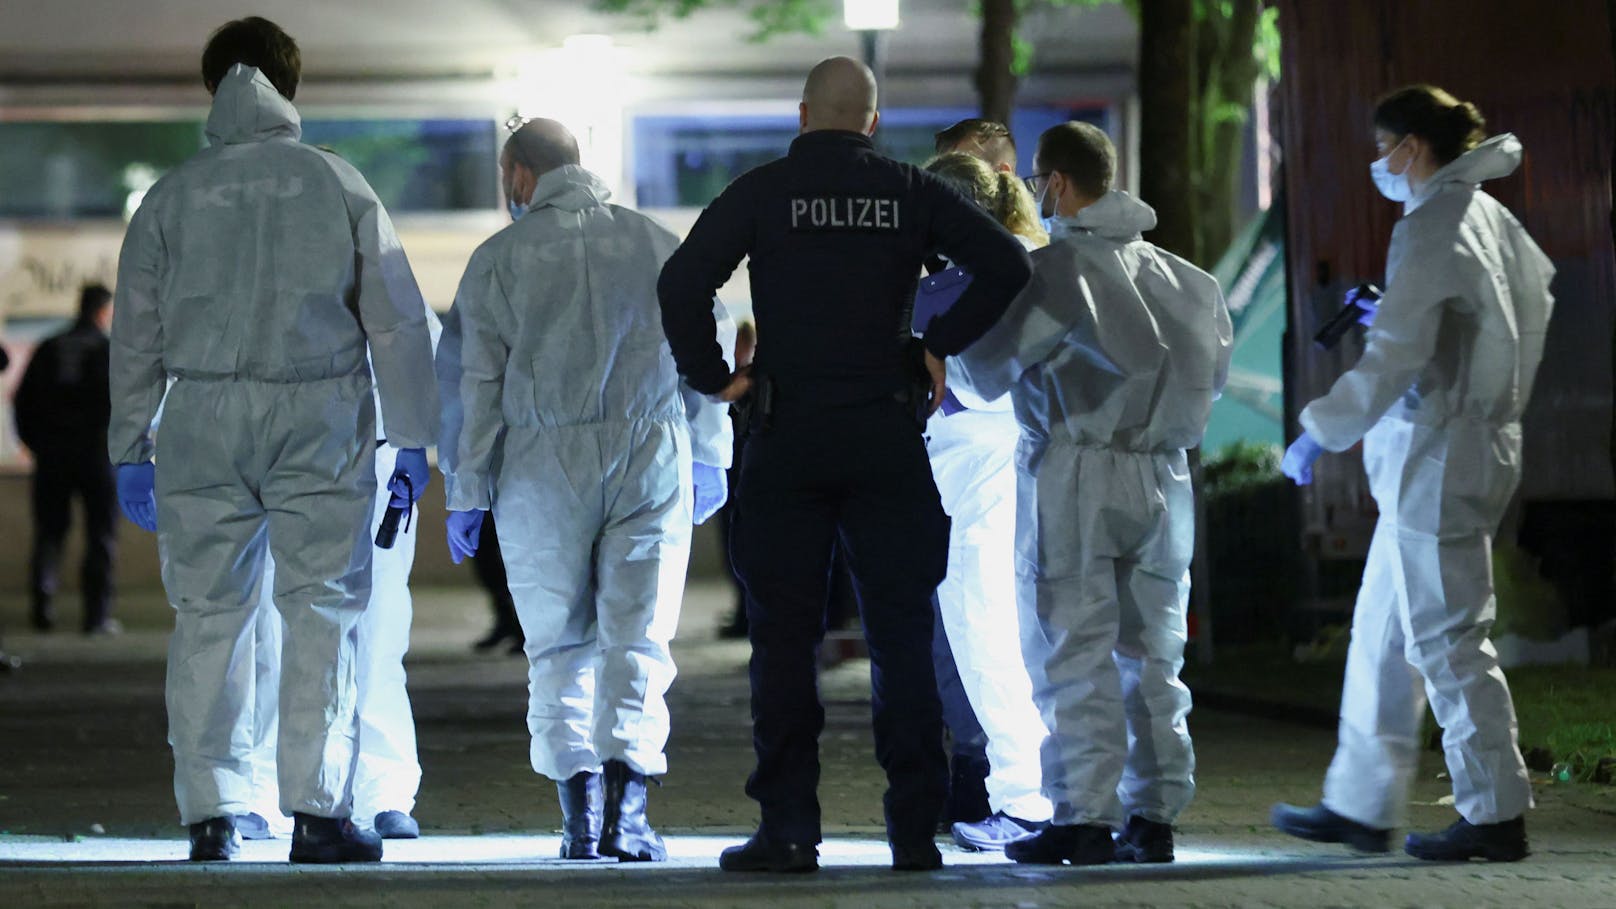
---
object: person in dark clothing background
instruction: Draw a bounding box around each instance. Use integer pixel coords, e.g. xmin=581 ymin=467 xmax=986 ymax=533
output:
xmin=469 ymin=512 xmax=524 ymax=655
xmin=14 ymin=283 xmax=120 ymax=635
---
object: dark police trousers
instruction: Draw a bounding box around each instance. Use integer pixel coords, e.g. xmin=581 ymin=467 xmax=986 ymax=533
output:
xmin=30 ymin=452 xmax=117 ymax=630
xmin=731 ymin=395 xmax=950 ymax=847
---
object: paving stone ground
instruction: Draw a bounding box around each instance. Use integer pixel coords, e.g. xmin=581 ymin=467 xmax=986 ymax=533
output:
xmin=1 ymin=584 xmax=1612 ymax=907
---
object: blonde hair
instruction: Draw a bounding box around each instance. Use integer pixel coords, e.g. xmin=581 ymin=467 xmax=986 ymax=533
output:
xmin=924 ymin=152 xmax=1048 ymax=248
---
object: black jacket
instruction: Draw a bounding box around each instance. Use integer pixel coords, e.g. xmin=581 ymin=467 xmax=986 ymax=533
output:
xmin=14 ymin=322 xmax=112 ymax=458
xmin=658 ymin=130 xmax=1032 ymax=404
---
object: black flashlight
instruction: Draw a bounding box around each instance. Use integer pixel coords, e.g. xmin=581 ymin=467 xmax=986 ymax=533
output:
xmin=375 ymin=475 xmax=413 ymax=550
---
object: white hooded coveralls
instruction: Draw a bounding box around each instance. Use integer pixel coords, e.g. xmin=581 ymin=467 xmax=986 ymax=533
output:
xmin=957 ymin=190 xmax=1232 ymax=829
xmin=437 ymin=166 xmax=733 ymax=781
xmin=925 ymin=235 xmax=1053 ymax=824
xmin=1302 ymin=135 xmax=1551 ymax=829
xmin=108 ymin=65 xmax=439 ymax=824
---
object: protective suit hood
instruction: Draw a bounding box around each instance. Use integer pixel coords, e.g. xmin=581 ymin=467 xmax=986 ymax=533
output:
xmin=1407 ymin=133 xmax=1521 ymax=212
xmin=205 ymin=64 xmax=301 ymax=146
xmin=1052 ymin=190 xmax=1158 ymax=242
xmin=528 ymin=165 xmax=613 ymax=214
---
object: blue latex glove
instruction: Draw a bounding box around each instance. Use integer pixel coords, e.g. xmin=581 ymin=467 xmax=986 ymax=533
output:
xmin=389 ymin=447 xmax=430 ymax=508
xmin=1281 ymin=432 xmax=1326 ymax=486
xmin=692 ymin=462 xmax=728 ymax=525
xmin=116 ymin=462 xmax=158 ymax=532
xmin=446 ymin=509 xmax=486 ymax=565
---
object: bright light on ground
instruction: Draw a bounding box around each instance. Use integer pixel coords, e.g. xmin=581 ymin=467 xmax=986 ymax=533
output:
xmin=0 ymin=834 xmax=1283 ymax=870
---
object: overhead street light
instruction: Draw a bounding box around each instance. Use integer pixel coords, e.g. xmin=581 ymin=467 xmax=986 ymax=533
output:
xmin=843 ymin=0 xmax=900 ymax=86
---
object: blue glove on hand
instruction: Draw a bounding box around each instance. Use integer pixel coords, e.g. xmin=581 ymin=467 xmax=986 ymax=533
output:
xmin=389 ymin=447 xmax=430 ymax=508
xmin=446 ymin=509 xmax=487 ymax=565
xmin=1281 ymin=432 xmax=1326 ymax=486
xmin=116 ymin=462 xmax=158 ymax=532
xmin=692 ymin=462 xmax=728 ymax=526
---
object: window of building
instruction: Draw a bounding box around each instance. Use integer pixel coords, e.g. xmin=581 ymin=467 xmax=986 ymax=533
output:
xmin=631 ymin=104 xmax=1110 ymax=209
xmin=0 ymin=118 xmax=498 ymax=219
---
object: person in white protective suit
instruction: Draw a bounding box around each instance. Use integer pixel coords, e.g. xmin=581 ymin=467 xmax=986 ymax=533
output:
xmin=916 ymin=151 xmax=1055 ymax=852
xmin=239 ymin=313 xmax=443 ymax=844
xmin=1272 ymin=86 xmax=1552 ymax=864
xmin=108 ymin=18 xmax=439 ymax=865
xmin=956 ymin=121 xmax=1232 ymax=866
xmin=437 ymin=119 xmax=734 ymax=864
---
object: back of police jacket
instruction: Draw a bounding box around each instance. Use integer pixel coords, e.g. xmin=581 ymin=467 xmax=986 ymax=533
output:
xmin=658 ymin=130 xmax=1032 ymax=404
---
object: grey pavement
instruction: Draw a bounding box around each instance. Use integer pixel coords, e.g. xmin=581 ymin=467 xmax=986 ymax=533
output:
xmin=1 ymin=583 xmax=1613 ymax=908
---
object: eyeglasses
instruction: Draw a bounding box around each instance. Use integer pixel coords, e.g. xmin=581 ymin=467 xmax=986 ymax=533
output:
xmin=1024 ymin=173 xmax=1052 ymax=194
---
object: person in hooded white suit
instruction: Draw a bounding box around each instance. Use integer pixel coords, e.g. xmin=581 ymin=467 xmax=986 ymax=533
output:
xmin=956 ymin=122 xmax=1231 ymax=866
xmin=437 ymin=119 xmax=734 ymax=864
xmin=1273 ymin=86 xmax=1551 ymax=864
xmin=108 ymin=18 xmax=437 ymax=864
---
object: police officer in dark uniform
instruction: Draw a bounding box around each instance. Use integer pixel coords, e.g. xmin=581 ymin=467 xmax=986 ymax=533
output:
xmin=658 ymin=57 xmax=1032 ymax=873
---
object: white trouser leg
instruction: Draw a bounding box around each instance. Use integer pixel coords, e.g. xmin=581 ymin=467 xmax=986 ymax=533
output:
xmin=496 ymin=425 xmax=605 ymax=782
xmin=1403 ymin=526 xmax=1533 ymax=824
xmin=1113 ymin=452 xmax=1196 ymax=824
xmin=157 ymin=394 xmax=271 ymax=826
xmin=930 ymin=414 xmax=1050 ymax=822
xmin=245 ymin=594 xmax=289 ymax=831
xmin=1026 ymin=443 xmax=1128 ymax=829
xmin=259 ymin=380 xmax=376 ymax=819
xmin=351 ymin=448 xmax=422 ymax=820
xmin=1322 ymin=519 xmax=1424 ymax=830
xmin=593 ymin=419 xmax=690 ymax=777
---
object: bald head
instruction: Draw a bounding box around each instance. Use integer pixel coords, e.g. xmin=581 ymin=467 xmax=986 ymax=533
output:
xmin=800 ymin=56 xmax=879 ymax=134
xmin=503 ymin=118 xmax=580 ymax=177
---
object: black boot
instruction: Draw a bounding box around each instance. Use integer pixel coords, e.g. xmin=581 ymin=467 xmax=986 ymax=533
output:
xmin=288 ymin=813 xmax=383 ymax=864
xmin=558 ymin=771 xmax=603 ymax=859
xmin=188 ymin=816 xmax=240 ymax=861
xmin=600 ymin=759 xmax=666 ymax=862
xmin=1005 ymin=824 xmax=1115 ymax=865
xmin=719 ymin=828 xmax=818 ymax=873
xmin=1270 ymin=802 xmax=1391 ymax=853
xmin=1405 ymin=816 xmax=1528 ymax=862
xmin=1114 ymin=815 xmax=1174 ymax=863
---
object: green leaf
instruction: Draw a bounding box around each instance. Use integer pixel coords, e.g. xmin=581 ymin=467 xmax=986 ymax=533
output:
xmin=1011 ymin=35 xmax=1035 ymax=77
xmin=1257 ymin=6 xmax=1282 ymax=82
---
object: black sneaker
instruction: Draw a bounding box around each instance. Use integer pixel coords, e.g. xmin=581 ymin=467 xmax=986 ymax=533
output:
xmin=1005 ymin=824 xmax=1114 ymax=866
xmin=890 ymin=838 xmax=943 ymax=871
xmin=719 ymin=830 xmax=819 ymax=873
xmin=1405 ymin=816 xmax=1528 ymax=862
xmin=289 ymin=813 xmax=383 ymax=864
xmin=234 ymin=812 xmax=274 ymax=841
xmin=1114 ymin=815 xmax=1174 ymax=863
xmin=189 ymin=816 xmax=240 ymax=861
xmin=1270 ymin=802 xmax=1391 ymax=853
xmin=374 ymin=810 xmax=420 ymax=840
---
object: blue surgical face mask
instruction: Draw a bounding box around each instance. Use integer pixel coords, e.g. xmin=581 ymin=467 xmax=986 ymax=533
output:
xmin=507 ymin=198 xmax=526 ymax=221
xmin=1370 ymin=137 xmax=1413 ymax=202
